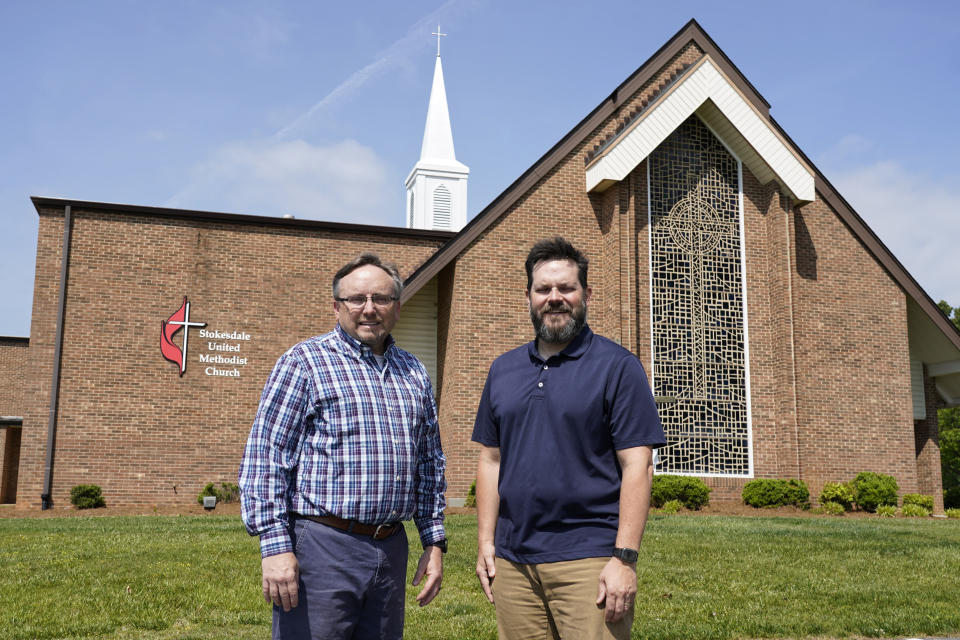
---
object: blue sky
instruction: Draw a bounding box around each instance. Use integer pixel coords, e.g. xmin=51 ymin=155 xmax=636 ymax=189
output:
xmin=1 ymin=1 xmax=958 ymax=337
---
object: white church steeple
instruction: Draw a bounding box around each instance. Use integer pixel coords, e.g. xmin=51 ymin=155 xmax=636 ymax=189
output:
xmin=406 ymin=28 xmax=469 ymax=231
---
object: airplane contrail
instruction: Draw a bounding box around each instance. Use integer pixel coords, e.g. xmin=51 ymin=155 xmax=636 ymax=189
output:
xmin=274 ymin=0 xmax=468 ymax=140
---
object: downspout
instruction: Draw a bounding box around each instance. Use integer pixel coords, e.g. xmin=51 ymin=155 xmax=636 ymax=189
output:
xmin=41 ymin=205 xmax=72 ymax=509
xmin=785 ymin=199 xmax=802 ymax=479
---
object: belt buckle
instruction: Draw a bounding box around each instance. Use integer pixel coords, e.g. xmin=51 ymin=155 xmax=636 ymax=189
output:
xmin=373 ymin=523 xmax=391 ymax=539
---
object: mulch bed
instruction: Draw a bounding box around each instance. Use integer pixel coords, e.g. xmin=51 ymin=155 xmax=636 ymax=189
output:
xmin=0 ymin=502 xmax=885 ymax=519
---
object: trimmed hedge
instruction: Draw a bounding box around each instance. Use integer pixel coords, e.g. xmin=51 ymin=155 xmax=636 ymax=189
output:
xmin=742 ymin=478 xmax=809 ymax=509
xmin=70 ymin=484 xmax=106 ymax=509
xmin=651 ymin=475 xmax=711 ymax=510
xmin=852 ymin=472 xmax=898 ymax=513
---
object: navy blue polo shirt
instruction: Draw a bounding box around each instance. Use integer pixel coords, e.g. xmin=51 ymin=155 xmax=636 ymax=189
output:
xmin=471 ymin=325 xmax=665 ymax=564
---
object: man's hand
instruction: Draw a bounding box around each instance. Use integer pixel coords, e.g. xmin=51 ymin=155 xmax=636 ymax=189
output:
xmin=596 ymin=557 xmax=637 ymax=623
xmin=475 ymin=541 xmax=496 ymax=604
xmin=262 ymin=552 xmax=299 ymax=612
xmin=412 ymin=545 xmax=443 ymax=606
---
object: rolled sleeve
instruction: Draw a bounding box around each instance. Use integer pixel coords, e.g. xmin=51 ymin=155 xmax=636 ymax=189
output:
xmin=414 ymin=378 xmax=446 ymax=548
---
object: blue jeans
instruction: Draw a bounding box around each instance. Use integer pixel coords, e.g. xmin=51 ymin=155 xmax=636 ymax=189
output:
xmin=273 ymin=517 xmax=408 ymax=640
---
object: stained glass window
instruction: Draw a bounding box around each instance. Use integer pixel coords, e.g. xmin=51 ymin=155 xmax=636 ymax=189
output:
xmin=648 ymin=116 xmax=751 ymax=475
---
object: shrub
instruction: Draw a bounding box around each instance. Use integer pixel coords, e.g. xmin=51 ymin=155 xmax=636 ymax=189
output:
xmin=876 ymin=505 xmax=897 ymax=517
xmin=70 ymin=484 xmax=106 ymax=509
xmin=945 ymin=508 xmax=960 ymax=519
xmin=659 ymin=499 xmax=683 ymax=514
xmin=651 ymin=475 xmax=711 ymax=510
xmin=901 ymin=503 xmax=931 ymax=518
xmin=820 ymin=501 xmax=845 ymax=516
xmin=742 ymin=478 xmax=810 ymax=509
xmin=902 ymin=494 xmax=934 ymax=511
xmin=197 ymin=482 xmax=240 ymax=505
xmin=819 ymin=481 xmax=854 ymax=510
xmin=852 ymin=472 xmax=899 ymax=512
xmin=465 ymin=480 xmax=477 ymax=508
xmin=944 ymin=486 xmax=960 ymax=510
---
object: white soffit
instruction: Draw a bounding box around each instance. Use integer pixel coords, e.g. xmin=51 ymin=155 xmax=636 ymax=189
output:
xmin=585 ymin=56 xmax=816 ymax=202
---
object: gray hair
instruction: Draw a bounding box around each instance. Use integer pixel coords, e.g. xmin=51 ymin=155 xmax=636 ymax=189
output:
xmin=332 ymin=253 xmax=403 ymax=299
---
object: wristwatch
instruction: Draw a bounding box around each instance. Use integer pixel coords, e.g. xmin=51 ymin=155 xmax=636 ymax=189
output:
xmin=430 ymin=538 xmax=448 ymax=554
xmin=612 ymin=547 xmax=638 ymax=563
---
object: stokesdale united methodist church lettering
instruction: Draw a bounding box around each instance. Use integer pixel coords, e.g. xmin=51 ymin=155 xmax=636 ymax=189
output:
xmin=160 ymin=297 xmax=252 ymax=378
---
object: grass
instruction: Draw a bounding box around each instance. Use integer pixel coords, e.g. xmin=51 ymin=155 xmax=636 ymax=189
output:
xmin=1 ymin=513 xmax=959 ymax=639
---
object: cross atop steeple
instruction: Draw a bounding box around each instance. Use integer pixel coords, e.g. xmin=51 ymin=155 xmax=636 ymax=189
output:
xmin=432 ymin=25 xmax=447 ymax=57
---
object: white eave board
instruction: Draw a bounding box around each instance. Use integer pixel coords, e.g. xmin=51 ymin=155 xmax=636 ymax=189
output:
xmin=585 ymin=56 xmax=815 ymax=202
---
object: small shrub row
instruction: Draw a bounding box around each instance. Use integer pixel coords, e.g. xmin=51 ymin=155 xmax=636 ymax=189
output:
xmin=818 ymin=472 xmax=907 ymax=513
xmin=876 ymin=505 xmax=897 ymax=517
xmin=946 ymin=508 xmax=960 ymax=519
xmin=742 ymin=478 xmax=809 ymax=509
xmin=197 ymin=482 xmax=240 ymax=505
xmin=651 ymin=475 xmax=711 ymax=510
xmin=70 ymin=484 xmax=106 ymax=509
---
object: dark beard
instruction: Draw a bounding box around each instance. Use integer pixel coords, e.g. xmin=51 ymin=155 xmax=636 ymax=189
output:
xmin=531 ymin=301 xmax=587 ymax=344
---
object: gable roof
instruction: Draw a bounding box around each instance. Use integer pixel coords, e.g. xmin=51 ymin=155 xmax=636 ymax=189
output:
xmin=584 ymin=55 xmax=815 ymax=202
xmin=401 ymin=19 xmax=960 ymax=362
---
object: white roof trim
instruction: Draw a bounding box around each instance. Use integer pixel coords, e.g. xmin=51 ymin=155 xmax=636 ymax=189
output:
xmin=585 ymin=56 xmax=815 ymax=202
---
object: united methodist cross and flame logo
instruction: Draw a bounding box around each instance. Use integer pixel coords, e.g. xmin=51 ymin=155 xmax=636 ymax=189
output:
xmin=160 ymin=297 xmax=207 ymax=376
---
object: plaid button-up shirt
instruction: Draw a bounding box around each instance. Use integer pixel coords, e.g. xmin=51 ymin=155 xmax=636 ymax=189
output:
xmin=239 ymin=325 xmax=446 ymax=557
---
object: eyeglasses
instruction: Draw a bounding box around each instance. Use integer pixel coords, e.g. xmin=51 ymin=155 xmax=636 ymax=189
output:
xmin=335 ymin=294 xmax=399 ymax=309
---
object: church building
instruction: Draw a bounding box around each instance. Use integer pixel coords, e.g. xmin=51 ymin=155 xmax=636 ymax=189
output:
xmin=2 ymin=20 xmax=958 ymax=511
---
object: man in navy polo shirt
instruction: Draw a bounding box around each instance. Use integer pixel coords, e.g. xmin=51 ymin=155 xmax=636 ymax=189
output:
xmin=473 ymin=237 xmax=665 ymax=640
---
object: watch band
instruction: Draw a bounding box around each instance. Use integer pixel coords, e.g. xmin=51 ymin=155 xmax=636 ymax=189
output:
xmin=612 ymin=547 xmax=638 ymax=563
xmin=431 ymin=538 xmax=448 ymax=553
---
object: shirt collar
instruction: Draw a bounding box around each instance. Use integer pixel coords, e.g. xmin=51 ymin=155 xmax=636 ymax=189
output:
xmin=335 ymin=324 xmax=395 ymax=359
xmin=527 ymin=324 xmax=594 ymax=363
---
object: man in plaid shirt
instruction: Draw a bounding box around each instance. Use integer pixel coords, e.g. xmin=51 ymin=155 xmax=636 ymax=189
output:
xmin=239 ymin=254 xmax=447 ymax=640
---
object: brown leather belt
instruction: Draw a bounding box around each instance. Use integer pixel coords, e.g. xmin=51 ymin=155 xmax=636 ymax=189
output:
xmin=293 ymin=512 xmax=401 ymax=540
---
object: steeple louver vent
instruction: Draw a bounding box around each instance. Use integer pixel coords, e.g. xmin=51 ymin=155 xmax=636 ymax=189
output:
xmin=433 ymin=185 xmax=451 ymax=229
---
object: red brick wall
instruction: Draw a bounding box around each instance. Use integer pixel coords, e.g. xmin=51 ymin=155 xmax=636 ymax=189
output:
xmin=788 ymin=196 xmax=916 ymax=502
xmin=17 ymin=207 xmax=447 ymax=508
xmin=0 ymin=337 xmax=29 ymax=417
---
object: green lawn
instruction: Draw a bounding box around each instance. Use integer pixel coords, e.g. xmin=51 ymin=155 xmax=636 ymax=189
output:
xmin=1 ymin=513 xmax=959 ymax=639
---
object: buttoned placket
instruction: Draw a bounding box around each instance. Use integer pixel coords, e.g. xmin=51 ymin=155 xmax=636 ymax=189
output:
xmin=533 ymin=357 xmax=554 ymax=397
xmin=377 ymin=352 xmax=404 ymax=521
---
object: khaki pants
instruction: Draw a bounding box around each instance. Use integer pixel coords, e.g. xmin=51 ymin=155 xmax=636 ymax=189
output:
xmin=492 ymin=557 xmax=633 ymax=640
